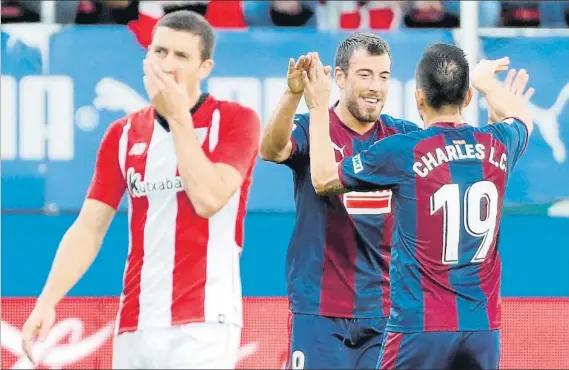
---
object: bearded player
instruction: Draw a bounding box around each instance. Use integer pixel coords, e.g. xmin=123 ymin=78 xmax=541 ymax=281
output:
xmin=260 ymin=33 xmax=420 ymax=369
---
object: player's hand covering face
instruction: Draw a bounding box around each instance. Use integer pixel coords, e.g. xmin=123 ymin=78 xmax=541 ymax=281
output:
xmin=301 ymin=53 xmax=332 ymax=110
xmin=143 ymin=57 xmax=190 ymax=121
xmin=144 ymin=26 xmax=214 ymax=120
xmin=487 ymin=68 xmax=535 ymax=123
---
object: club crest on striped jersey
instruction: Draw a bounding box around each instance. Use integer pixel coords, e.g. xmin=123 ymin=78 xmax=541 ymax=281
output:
xmin=126 ymin=167 xmax=183 ymax=198
xmin=343 ymin=190 xmax=392 ymax=215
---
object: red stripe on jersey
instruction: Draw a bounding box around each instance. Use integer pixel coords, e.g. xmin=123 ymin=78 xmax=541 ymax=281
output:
xmin=379 ymin=331 xmax=404 ymax=369
xmin=235 ymin=166 xmax=254 ymax=247
xmin=474 ymin=133 xmax=505 ymax=329
xmin=86 ymin=121 xmax=127 ymax=209
xmin=345 ymin=198 xmax=390 ymax=209
xmin=319 ymin=207 xmax=357 ymax=316
xmin=171 ymin=180 xmax=209 ymax=324
xmin=319 ymin=125 xmax=357 ymax=317
xmin=118 ymin=122 xmax=153 ymax=334
xmin=414 ymin=135 xmax=459 ymax=331
xmin=380 ymin=211 xmax=394 ymax=317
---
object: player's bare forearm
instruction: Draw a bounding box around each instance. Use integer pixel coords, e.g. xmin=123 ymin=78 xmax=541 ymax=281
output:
xmin=37 ymin=199 xmax=114 ymax=308
xmin=480 ymin=80 xmax=534 ymax=134
xmin=259 ymin=88 xmax=303 ymax=162
xmin=309 ymin=107 xmax=349 ymax=196
xmin=170 ymin=115 xmax=239 ymax=217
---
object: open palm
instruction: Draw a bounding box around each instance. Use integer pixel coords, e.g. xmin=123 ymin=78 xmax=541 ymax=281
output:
xmin=287 ymin=54 xmax=314 ymax=94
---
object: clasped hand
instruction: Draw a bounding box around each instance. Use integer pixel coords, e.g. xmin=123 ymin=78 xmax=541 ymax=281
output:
xmin=301 ymin=53 xmax=332 ymax=110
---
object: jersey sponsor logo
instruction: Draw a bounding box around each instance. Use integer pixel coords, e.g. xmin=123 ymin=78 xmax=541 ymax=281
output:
xmin=126 ymin=167 xmax=184 ymax=198
xmin=343 ymin=190 xmax=392 ymax=215
xmin=352 ymin=153 xmax=363 ymax=173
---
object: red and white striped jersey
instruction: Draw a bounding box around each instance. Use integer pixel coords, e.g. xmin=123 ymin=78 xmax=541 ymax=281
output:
xmin=86 ymin=94 xmax=260 ymax=334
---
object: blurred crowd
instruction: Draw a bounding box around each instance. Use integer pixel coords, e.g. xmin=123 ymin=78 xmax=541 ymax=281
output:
xmin=2 ymin=0 xmax=568 ymax=30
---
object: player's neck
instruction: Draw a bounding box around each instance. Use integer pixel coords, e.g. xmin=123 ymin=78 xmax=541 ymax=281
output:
xmin=187 ymin=88 xmax=203 ymax=110
xmin=334 ymin=104 xmax=375 ymax=135
xmin=422 ymin=109 xmax=463 ymax=129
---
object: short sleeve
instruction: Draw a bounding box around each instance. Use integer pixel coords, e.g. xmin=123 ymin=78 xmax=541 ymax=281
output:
xmin=209 ymin=106 xmax=261 ymax=178
xmin=339 ymin=134 xmax=406 ymax=192
xmin=86 ymin=121 xmax=127 ymax=209
xmin=281 ymin=113 xmax=310 ymax=169
xmin=485 ymin=117 xmax=529 ymax=169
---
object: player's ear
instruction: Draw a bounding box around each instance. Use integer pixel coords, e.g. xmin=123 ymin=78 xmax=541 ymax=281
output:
xmin=462 ymin=87 xmax=474 ymax=109
xmin=334 ymin=66 xmax=346 ymax=89
xmin=415 ymin=88 xmax=425 ymax=109
xmin=197 ymin=58 xmax=214 ymax=80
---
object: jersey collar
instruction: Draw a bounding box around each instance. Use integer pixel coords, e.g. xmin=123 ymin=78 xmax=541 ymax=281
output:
xmin=430 ymin=121 xmax=467 ymax=128
xmin=155 ymin=92 xmax=210 ymax=132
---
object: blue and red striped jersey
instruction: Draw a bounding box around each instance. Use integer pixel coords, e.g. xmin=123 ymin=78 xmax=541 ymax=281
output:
xmin=282 ymin=107 xmax=420 ymax=318
xmin=339 ymin=118 xmax=529 ymax=331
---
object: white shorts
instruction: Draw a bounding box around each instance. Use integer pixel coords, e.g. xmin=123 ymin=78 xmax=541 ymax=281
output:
xmin=112 ymin=322 xmax=241 ymax=369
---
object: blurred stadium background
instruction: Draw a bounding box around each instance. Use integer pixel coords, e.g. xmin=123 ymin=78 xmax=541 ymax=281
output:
xmin=1 ymin=1 xmax=568 ymax=368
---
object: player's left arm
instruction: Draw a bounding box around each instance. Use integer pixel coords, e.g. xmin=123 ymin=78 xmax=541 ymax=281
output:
xmin=170 ymin=106 xmax=260 ymax=218
xmin=309 ymin=107 xmax=404 ymax=196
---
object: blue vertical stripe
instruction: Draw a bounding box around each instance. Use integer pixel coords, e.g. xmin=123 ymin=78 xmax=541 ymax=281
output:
xmin=444 ymin=131 xmax=490 ymax=330
xmin=387 ymin=139 xmax=424 ymax=331
xmin=351 ymin=137 xmax=385 ymax=315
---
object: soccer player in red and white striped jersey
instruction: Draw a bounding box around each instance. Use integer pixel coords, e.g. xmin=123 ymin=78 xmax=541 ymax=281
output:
xmin=22 ymin=10 xmax=260 ymax=369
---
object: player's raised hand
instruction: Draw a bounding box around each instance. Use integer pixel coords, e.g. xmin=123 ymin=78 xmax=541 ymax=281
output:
xmin=301 ymin=53 xmax=332 ymax=110
xmin=472 ymin=57 xmax=510 ymax=93
xmin=143 ymin=58 xmax=190 ymax=122
xmin=487 ymin=68 xmax=535 ymax=123
xmin=287 ymin=53 xmax=314 ymax=94
xmin=21 ymin=303 xmax=56 ymax=364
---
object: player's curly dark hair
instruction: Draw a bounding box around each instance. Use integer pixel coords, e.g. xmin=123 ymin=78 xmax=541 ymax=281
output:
xmin=415 ymin=43 xmax=470 ymax=110
xmin=152 ymin=10 xmax=216 ymax=61
xmin=335 ymin=32 xmax=392 ymax=74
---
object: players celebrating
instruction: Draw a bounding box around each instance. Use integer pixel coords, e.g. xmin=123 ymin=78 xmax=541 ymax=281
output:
xmin=260 ymin=33 xmax=420 ymax=369
xmin=21 ymin=10 xmax=260 ymax=369
xmin=305 ymin=45 xmax=534 ymax=369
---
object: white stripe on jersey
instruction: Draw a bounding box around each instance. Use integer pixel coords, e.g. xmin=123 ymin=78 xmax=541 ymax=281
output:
xmin=205 ymin=189 xmax=242 ymax=324
xmin=115 ymin=120 xmax=131 ymax=336
xmin=137 ymin=123 xmax=178 ymax=329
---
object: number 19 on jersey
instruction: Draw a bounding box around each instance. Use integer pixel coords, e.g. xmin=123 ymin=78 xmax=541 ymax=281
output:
xmin=430 ymin=181 xmax=499 ymax=265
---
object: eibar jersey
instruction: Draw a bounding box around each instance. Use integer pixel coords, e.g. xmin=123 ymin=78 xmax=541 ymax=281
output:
xmin=283 ymin=106 xmax=420 ymax=318
xmin=339 ymin=118 xmax=529 ymax=331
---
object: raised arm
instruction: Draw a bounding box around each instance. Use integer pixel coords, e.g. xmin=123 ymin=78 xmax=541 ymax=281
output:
xmin=170 ymin=106 xmax=260 ymax=218
xmin=260 ymin=54 xmax=313 ymax=163
xmin=472 ymin=58 xmax=534 ymax=134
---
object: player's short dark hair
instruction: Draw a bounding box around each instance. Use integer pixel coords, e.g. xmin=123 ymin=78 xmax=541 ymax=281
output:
xmin=153 ymin=10 xmax=216 ymax=61
xmin=415 ymin=43 xmax=469 ymax=110
xmin=335 ymin=32 xmax=392 ymax=73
